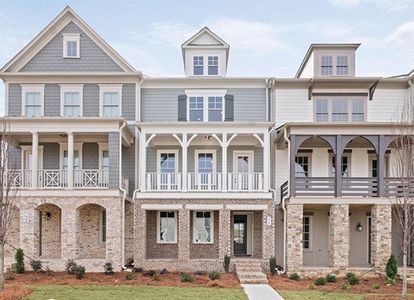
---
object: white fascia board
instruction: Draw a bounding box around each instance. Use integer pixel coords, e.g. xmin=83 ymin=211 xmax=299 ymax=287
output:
xmin=226 ymin=204 xmax=269 ymax=210
xmin=136 ymin=192 xmax=273 ymax=200
xmin=185 ymin=204 xmax=224 ymax=210
xmin=141 ymin=204 xmax=183 ymax=210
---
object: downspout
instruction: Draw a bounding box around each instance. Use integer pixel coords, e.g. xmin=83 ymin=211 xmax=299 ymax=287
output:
xmin=409 ymin=80 xmax=414 ymax=123
xmin=132 ymin=127 xmax=142 ymax=200
xmin=119 ymin=121 xmax=127 ymax=269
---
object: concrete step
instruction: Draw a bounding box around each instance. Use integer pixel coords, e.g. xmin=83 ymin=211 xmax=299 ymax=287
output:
xmin=235 ymin=261 xmax=268 ymax=284
xmin=239 ymin=277 xmax=269 ymax=284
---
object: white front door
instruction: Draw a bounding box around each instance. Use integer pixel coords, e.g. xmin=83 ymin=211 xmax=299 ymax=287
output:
xmin=23 ymin=148 xmax=43 ymax=186
xmin=234 ymin=151 xmax=253 ymax=190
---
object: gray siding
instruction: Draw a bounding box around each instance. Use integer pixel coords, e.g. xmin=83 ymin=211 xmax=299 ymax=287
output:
xmin=83 ymin=84 xmax=100 ymax=117
xmin=108 ymin=132 xmax=119 ymax=188
xmin=82 ymin=143 xmax=99 ymax=169
xmin=141 ymin=88 xmax=266 ymax=122
xmin=8 ymin=145 xmax=21 ymax=169
xmin=8 ymin=84 xmax=22 ymax=117
xmin=44 ymin=84 xmax=60 ymax=117
xmin=42 ymin=143 xmax=60 ymax=169
xmin=21 ymin=22 xmax=124 ymax=72
xmin=122 ymin=142 xmax=135 ymax=195
xmin=122 ymin=84 xmax=136 ymax=121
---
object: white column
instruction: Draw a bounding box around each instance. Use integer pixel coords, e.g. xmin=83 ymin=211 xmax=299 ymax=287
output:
xmin=31 ymin=132 xmax=38 ymax=188
xmin=263 ymin=131 xmax=270 ymax=191
xmin=222 ymin=133 xmax=227 ymax=192
xmin=182 ymin=133 xmax=187 ymax=192
xmin=67 ymin=132 xmax=74 ymax=188
xmin=139 ymin=132 xmax=146 ymax=191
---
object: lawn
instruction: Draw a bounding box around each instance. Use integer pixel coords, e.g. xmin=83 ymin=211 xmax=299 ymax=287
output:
xmin=28 ymin=285 xmax=248 ymax=300
xmin=279 ymin=290 xmax=414 ymax=300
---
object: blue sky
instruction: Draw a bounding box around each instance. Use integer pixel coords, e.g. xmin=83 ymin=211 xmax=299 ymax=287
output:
xmin=1 ymin=0 xmax=414 ymax=113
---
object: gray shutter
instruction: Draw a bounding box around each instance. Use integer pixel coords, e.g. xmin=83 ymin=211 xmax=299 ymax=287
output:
xmin=224 ymin=94 xmax=234 ymax=121
xmin=177 ymin=94 xmax=187 ymax=121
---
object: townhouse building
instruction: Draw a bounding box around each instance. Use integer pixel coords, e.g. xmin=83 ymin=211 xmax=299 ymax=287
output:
xmin=0 ymin=6 xmax=413 ymax=279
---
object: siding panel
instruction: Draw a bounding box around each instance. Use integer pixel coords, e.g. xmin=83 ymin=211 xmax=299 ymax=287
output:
xmin=83 ymin=84 xmax=99 ymax=117
xmin=122 ymin=84 xmax=136 ymax=121
xmin=42 ymin=143 xmax=60 ymax=169
xmin=8 ymin=84 xmax=22 ymax=117
xmin=82 ymin=143 xmax=99 ymax=169
xmin=44 ymin=84 xmax=60 ymax=117
xmin=275 ymin=89 xmax=312 ymax=126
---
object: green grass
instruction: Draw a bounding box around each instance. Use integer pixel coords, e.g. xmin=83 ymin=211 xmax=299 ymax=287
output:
xmin=279 ymin=291 xmax=364 ymax=300
xmin=28 ymin=285 xmax=248 ymax=300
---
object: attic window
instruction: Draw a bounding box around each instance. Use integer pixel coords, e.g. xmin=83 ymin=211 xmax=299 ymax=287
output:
xmin=63 ymin=33 xmax=80 ymax=58
xmin=208 ymin=56 xmax=218 ymax=75
xmin=193 ymin=56 xmax=204 ymax=75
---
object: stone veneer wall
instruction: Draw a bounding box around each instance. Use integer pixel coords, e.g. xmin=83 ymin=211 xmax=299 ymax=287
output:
xmin=253 ymin=211 xmax=263 ymax=259
xmin=286 ymin=204 xmax=303 ymax=274
xmin=38 ymin=204 xmax=61 ymax=258
xmin=329 ymin=204 xmax=349 ymax=270
xmin=189 ymin=211 xmax=219 ymax=259
xmin=371 ymin=204 xmax=392 ymax=271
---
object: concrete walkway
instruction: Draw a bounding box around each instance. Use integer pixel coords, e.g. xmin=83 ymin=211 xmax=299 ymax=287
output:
xmin=242 ymin=284 xmax=284 ymax=300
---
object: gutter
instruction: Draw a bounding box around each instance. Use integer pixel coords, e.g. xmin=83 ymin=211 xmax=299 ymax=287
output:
xmin=119 ymin=121 xmax=127 ymax=270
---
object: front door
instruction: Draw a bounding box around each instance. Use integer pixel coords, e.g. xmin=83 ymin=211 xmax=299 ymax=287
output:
xmin=233 ymin=214 xmax=247 ymax=256
xmin=234 ymin=152 xmax=253 ymax=190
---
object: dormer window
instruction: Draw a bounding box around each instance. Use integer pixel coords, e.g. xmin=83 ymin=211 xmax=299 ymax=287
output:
xmin=321 ymin=56 xmax=333 ymax=76
xmin=336 ymin=56 xmax=349 ymax=75
xmin=193 ymin=56 xmax=204 ymax=75
xmin=320 ymin=54 xmax=350 ymax=76
xmin=192 ymin=55 xmax=220 ymax=76
xmin=208 ymin=56 xmax=219 ymax=75
xmin=63 ymin=33 xmax=80 ymax=58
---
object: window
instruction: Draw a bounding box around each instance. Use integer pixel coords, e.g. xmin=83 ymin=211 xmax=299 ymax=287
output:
xmin=159 ymin=153 xmax=176 ymax=173
xmin=197 ymin=152 xmax=214 ymax=173
xmin=102 ymin=150 xmax=109 ymax=171
xmin=63 ymin=150 xmax=80 ymax=170
xmin=99 ymin=84 xmax=122 ymax=117
xmin=60 ymin=85 xmax=83 ymax=117
xmin=208 ymin=96 xmax=223 ymax=121
xmin=352 ymin=99 xmax=365 ymax=121
xmin=295 ymin=155 xmax=309 ymax=177
xmin=193 ymin=211 xmax=213 ymax=243
xmin=315 ymin=99 xmax=328 ymax=122
xmin=22 ymin=85 xmax=44 ymax=117
xmin=331 ymin=154 xmax=350 ymax=177
xmin=189 ymin=97 xmax=204 ymax=121
xmin=193 ymin=56 xmax=204 ymax=75
xmin=63 ymin=33 xmax=80 ymax=58
xmin=208 ymin=56 xmax=218 ymax=75
xmin=336 ymin=56 xmax=349 ymax=75
xmin=303 ymin=216 xmax=312 ymax=250
xmin=100 ymin=209 xmax=106 ymax=243
xmin=332 ymin=99 xmax=348 ymax=122
xmin=370 ymin=158 xmax=378 ymax=178
xmin=321 ymin=56 xmax=333 ymax=76
xmin=158 ymin=211 xmax=177 ymax=243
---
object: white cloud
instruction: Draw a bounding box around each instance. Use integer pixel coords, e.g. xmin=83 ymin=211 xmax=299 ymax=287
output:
xmin=385 ymin=21 xmax=414 ymax=44
xmin=330 ymin=0 xmax=414 ymax=10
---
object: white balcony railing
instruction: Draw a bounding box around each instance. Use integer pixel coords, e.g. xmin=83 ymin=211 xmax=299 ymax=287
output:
xmin=39 ymin=169 xmax=67 ymax=188
xmin=4 ymin=169 xmax=32 ymax=187
xmin=74 ymin=169 xmax=109 ymax=188
xmin=145 ymin=172 xmax=265 ymax=192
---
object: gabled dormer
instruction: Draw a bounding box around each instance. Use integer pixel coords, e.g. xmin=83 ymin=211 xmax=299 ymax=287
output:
xmin=295 ymin=44 xmax=360 ymax=78
xmin=181 ymin=27 xmax=229 ymax=77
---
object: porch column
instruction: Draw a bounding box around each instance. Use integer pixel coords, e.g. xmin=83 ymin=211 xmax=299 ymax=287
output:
xmin=178 ymin=208 xmax=190 ymax=269
xmin=61 ymin=206 xmax=77 ymax=260
xmin=263 ymin=131 xmax=270 ymax=190
xmin=31 ymin=131 xmax=38 ymax=188
xmin=222 ymin=133 xmax=227 ymax=192
xmin=139 ymin=132 xmax=146 ymax=191
xmin=182 ymin=134 xmax=188 ymax=192
xmin=134 ymin=206 xmax=146 ymax=267
xmin=335 ymin=135 xmax=342 ymax=197
xmin=219 ymin=209 xmax=231 ymax=264
xmin=286 ymin=204 xmax=303 ymax=274
xmin=371 ymin=205 xmax=392 ymax=270
xmin=289 ymin=135 xmax=296 ymax=197
xmin=377 ymin=135 xmax=385 ymax=197
xmin=67 ymin=132 xmax=74 ymax=188
xmin=329 ymin=204 xmax=349 ymax=270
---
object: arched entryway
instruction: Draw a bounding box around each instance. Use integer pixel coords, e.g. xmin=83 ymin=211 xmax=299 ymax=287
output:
xmin=36 ymin=203 xmax=61 ymax=258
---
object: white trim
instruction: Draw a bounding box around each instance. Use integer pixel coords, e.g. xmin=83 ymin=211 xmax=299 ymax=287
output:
xmin=189 ymin=54 xmax=222 ymax=76
xmin=185 ymin=204 xmax=223 ymax=210
xmin=156 ymin=149 xmax=179 ymax=173
xmin=313 ymin=96 xmax=367 ymax=123
xmin=59 ymin=84 xmax=84 ymax=117
xmin=62 ymin=32 xmax=80 ymax=58
xmin=4 ymin=82 xmax=8 ymax=116
xmin=157 ymin=210 xmax=178 ymax=244
xmin=137 ymin=192 xmax=273 ymax=200
xmin=99 ymin=84 xmax=123 ymax=117
xmin=21 ymin=145 xmax=44 ymax=169
xmin=21 ymin=84 xmax=45 ymax=117
xmin=194 ymin=149 xmax=217 ymax=173
xmin=329 ymin=152 xmax=352 ymax=177
xmin=226 ymin=204 xmax=268 ymax=210
xmin=303 ymin=215 xmax=313 ymax=252
xmin=192 ymin=210 xmax=214 ymax=244
xmin=141 ymin=204 xmax=183 ymax=210
xmin=59 ymin=142 xmax=83 ymax=169
xmin=233 ymin=150 xmax=254 ymax=173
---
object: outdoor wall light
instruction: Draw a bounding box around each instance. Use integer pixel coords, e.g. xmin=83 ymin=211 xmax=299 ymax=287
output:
xmin=43 ymin=211 xmax=52 ymax=221
xmin=356 ymin=222 xmax=363 ymax=232
xmin=204 ymin=135 xmax=212 ymax=141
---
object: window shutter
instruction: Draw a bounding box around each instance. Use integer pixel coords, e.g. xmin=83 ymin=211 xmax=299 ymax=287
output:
xmin=224 ymin=94 xmax=234 ymax=121
xmin=177 ymin=94 xmax=187 ymax=121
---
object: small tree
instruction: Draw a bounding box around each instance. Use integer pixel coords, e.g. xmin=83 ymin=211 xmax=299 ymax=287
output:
xmin=386 ymin=254 xmax=398 ymax=280
xmin=15 ymin=248 xmax=24 ymax=274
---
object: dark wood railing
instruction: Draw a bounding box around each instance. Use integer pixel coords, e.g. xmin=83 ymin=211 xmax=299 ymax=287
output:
xmin=384 ymin=178 xmax=414 ymax=197
xmin=295 ymin=177 xmax=335 ymax=196
xmin=342 ymin=177 xmax=378 ymax=197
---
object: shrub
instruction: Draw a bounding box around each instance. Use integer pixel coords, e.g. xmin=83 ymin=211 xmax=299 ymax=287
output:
xmin=385 ymin=276 xmax=396 ymax=286
xmin=326 ymin=274 xmax=337 ymax=283
xmin=347 ymin=275 xmax=360 ymax=285
xmin=269 ymin=256 xmax=277 ymax=276
xmin=104 ymin=262 xmax=114 ymax=275
xmin=65 ymin=259 xmax=78 ymax=274
xmin=180 ymin=273 xmax=193 ymax=282
xmin=152 ymin=272 xmax=160 ymax=281
xmin=372 ymin=284 xmax=381 ymax=289
xmin=314 ymin=277 xmax=326 ymax=286
xmin=30 ymin=260 xmax=42 ymax=273
xmin=73 ymin=265 xmax=86 ymax=280
xmin=386 ymin=254 xmax=398 ymax=280
xmin=143 ymin=270 xmax=155 ymax=277
xmin=125 ymin=272 xmax=135 ymax=280
xmin=346 ymin=272 xmax=355 ymax=280
xmin=15 ymin=248 xmax=24 ymax=274
xmin=288 ymin=272 xmax=300 ymax=281
xmin=341 ymin=282 xmax=351 ymax=292
xmin=223 ymin=255 xmax=230 ymax=273
xmin=209 ymin=271 xmax=221 ymax=281
xmin=5 ymin=271 xmax=15 ymax=281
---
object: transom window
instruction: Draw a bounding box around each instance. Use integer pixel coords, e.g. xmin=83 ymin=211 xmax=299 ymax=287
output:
xmin=319 ymin=54 xmax=350 ymax=76
xmin=63 ymin=33 xmax=80 ymax=58
xmin=189 ymin=96 xmax=204 ymax=121
xmin=193 ymin=211 xmax=213 ymax=243
xmin=25 ymin=92 xmax=42 ymax=117
xmin=193 ymin=56 xmax=204 ymax=75
xmin=158 ymin=211 xmax=177 ymax=243
xmin=303 ymin=216 xmax=312 ymax=250
xmin=208 ymin=56 xmax=219 ymax=75
xmin=207 ymin=96 xmax=223 ymax=121
xmin=295 ymin=155 xmax=310 ymax=177
xmin=314 ymin=98 xmax=366 ymax=122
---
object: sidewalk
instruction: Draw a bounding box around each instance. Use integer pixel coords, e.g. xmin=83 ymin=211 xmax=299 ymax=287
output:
xmin=242 ymin=284 xmax=284 ymax=300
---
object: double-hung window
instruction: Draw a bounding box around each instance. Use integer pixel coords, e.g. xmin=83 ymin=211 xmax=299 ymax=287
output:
xmin=157 ymin=211 xmax=177 ymax=243
xmin=193 ymin=211 xmax=213 ymax=243
xmin=208 ymin=56 xmax=219 ymax=75
xmin=189 ymin=97 xmax=204 ymax=121
xmin=60 ymin=85 xmax=83 ymax=117
xmin=193 ymin=56 xmax=204 ymax=75
xmin=320 ymin=54 xmax=350 ymax=76
xmin=99 ymin=84 xmax=122 ymax=117
xmin=321 ymin=56 xmax=333 ymax=76
xmin=63 ymin=33 xmax=80 ymax=58
xmin=303 ymin=216 xmax=312 ymax=250
xmin=332 ymin=99 xmax=348 ymax=122
xmin=187 ymin=91 xmax=226 ymax=122
xmin=22 ymin=85 xmax=44 ymax=117
xmin=295 ymin=155 xmax=310 ymax=177
xmin=336 ymin=55 xmax=349 ymax=75
xmin=315 ymin=99 xmax=328 ymax=122
xmin=208 ymin=96 xmax=223 ymax=121
xmin=314 ymin=97 xmax=366 ymax=122
xmin=352 ymin=99 xmax=365 ymax=121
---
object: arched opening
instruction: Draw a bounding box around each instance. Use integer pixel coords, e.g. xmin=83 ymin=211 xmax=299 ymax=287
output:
xmin=36 ymin=203 xmax=61 ymax=258
xmin=76 ymin=204 xmax=106 ymax=259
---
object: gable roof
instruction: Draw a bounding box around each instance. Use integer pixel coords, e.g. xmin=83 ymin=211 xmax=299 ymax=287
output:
xmin=0 ymin=6 xmax=138 ymax=74
xmin=295 ymin=43 xmax=361 ymax=78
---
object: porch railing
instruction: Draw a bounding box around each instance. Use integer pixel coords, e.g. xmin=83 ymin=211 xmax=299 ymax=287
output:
xmin=145 ymin=173 xmax=182 ymax=191
xmin=39 ymin=169 xmax=67 ymax=188
xmin=384 ymin=178 xmax=414 ymax=197
xmin=187 ymin=173 xmax=222 ymax=191
xmin=74 ymin=169 xmax=109 ymax=188
xmin=4 ymin=169 xmax=32 ymax=187
xmin=342 ymin=177 xmax=378 ymax=196
xmin=294 ymin=177 xmax=335 ymax=196
xmin=227 ymin=172 xmax=264 ymax=191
